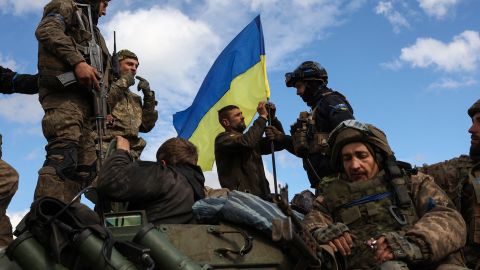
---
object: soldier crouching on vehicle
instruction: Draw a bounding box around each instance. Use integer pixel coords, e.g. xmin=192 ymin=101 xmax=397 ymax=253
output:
xmin=34 ymin=0 xmax=111 ymax=203
xmin=97 ymin=136 xmax=205 ymax=225
xmin=0 ymin=135 xmax=19 ymax=248
xmin=303 ymin=120 xmax=467 ymax=270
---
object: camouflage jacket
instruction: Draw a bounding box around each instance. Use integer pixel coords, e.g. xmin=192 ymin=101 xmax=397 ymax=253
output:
xmin=104 ymin=79 xmax=158 ymax=156
xmin=304 ymin=171 xmax=466 ymax=266
xmin=215 ymin=117 xmax=287 ymax=200
xmin=35 ymin=0 xmax=110 ymax=98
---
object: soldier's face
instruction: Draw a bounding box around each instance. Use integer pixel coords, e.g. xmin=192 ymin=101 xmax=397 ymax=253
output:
xmin=295 ymin=81 xmax=305 ymax=97
xmin=469 ymin=112 xmax=480 ymax=156
xmin=224 ymin=108 xmax=246 ymax=132
xmin=99 ymin=0 xmax=108 ymax=17
xmin=341 ymin=142 xmax=379 ymax=182
xmin=120 ymin=58 xmax=139 ymax=76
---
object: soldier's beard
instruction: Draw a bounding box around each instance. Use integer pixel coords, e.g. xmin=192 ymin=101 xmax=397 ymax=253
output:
xmin=470 ymin=143 xmax=480 ymax=163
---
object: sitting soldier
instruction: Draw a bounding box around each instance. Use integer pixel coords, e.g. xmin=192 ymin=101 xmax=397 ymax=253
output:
xmin=97 ymin=136 xmax=205 ymax=224
xmin=304 ymin=120 xmax=467 ymax=269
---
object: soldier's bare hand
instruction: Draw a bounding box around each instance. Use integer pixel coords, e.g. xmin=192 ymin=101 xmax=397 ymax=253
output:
xmin=328 ymin=232 xmax=354 ymax=256
xmin=374 ymin=236 xmax=394 ymax=263
xmin=257 ymin=101 xmax=268 ymax=119
xmin=116 ymin=136 xmax=130 ymax=152
xmin=265 ymin=102 xmax=276 ymax=119
xmin=75 ymin=61 xmax=100 ymax=90
xmin=106 ymin=114 xmax=115 ymax=127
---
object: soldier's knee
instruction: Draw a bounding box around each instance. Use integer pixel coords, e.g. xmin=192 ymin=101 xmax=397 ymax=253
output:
xmin=44 ymin=142 xmax=78 ymax=180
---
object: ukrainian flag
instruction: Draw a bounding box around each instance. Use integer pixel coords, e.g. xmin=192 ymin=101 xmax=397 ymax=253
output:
xmin=173 ymin=15 xmax=270 ymax=171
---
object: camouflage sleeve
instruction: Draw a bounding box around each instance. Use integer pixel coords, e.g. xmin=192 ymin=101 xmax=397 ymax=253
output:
xmin=107 ymin=80 xmax=127 ymax=108
xmin=215 ymin=117 xmax=267 ymax=153
xmin=405 ymin=173 xmax=467 ymax=263
xmin=303 ymin=195 xmax=334 ymax=233
xmin=140 ymin=91 xmax=158 ymax=133
xmin=35 ymin=0 xmax=85 ymax=67
xmin=0 ymin=159 xmax=19 ymax=210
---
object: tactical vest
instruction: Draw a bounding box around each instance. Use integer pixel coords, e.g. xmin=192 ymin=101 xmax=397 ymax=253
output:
xmin=290 ymin=110 xmax=329 ymax=157
xmin=319 ymin=172 xmax=418 ymax=268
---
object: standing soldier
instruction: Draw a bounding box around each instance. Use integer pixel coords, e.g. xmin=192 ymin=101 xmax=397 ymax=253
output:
xmin=34 ymin=0 xmax=111 ymax=203
xmin=421 ymin=99 xmax=480 ymax=269
xmin=285 ymin=61 xmax=354 ymax=190
xmin=0 ymin=134 xmax=19 ymax=248
xmin=304 ymin=120 xmax=467 ymax=269
xmin=0 ymin=66 xmax=38 ymax=95
xmin=103 ymin=49 xmax=158 ymax=159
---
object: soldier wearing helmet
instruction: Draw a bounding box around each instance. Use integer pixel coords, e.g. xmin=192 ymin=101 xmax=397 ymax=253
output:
xmin=34 ymin=0 xmax=112 ymax=203
xmin=420 ymin=99 xmax=480 ymax=269
xmin=101 ymin=49 xmax=158 ymax=160
xmin=284 ymin=61 xmax=355 ymax=189
xmin=304 ymin=120 xmax=467 ymax=270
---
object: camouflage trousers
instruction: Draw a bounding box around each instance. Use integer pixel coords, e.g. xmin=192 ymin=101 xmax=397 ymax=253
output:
xmin=0 ymin=159 xmax=18 ymax=247
xmin=35 ymin=91 xmax=97 ymax=204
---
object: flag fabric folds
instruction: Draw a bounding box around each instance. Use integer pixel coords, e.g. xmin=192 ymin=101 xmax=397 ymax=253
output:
xmin=173 ymin=15 xmax=270 ymax=171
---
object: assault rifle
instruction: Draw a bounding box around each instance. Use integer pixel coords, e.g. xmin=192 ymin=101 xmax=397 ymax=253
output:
xmin=56 ymin=3 xmax=108 ymax=166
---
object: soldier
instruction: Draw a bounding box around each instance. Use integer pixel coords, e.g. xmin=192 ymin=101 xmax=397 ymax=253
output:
xmin=421 ymin=99 xmax=480 ymax=269
xmin=0 ymin=65 xmax=38 ymax=95
xmin=304 ymin=120 xmax=467 ymax=269
xmin=34 ymin=0 xmax=111 ymax=203
xmin=285 ymin=61 xmax=354 ymax=190
xmin=215 ymin=101 xmax=290 ymax=200
xmin=0 ymin=134 xmax=19 ymax=248
xmin=97 ymin=136 xmax=205 ymax=225
xmin=103 ymin=49 xmax=158 ymax=159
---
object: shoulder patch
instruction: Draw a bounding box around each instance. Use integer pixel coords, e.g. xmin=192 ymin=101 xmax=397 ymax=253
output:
xmin=330 ymin=103 xmax=349 ymax=112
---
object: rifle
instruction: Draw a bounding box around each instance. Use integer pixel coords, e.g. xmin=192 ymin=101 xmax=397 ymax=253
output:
xmin=111 ymin=31 xmax=120 ymax=80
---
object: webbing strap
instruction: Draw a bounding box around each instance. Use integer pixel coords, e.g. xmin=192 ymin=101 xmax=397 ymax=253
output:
xmin=342 ymin=192 xmax=392 ymax=208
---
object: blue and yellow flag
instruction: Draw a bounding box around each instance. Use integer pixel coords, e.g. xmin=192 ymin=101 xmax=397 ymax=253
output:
xmin=173 ymin=15 xmax=270 ymax=171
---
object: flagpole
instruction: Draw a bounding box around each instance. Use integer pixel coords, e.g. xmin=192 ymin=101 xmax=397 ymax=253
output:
xmin=266 ymin=98 xmax=278 ymax=195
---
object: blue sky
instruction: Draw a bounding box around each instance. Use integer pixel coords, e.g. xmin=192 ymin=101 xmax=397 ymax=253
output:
xmin=0 ymin=0 xmax=478 ymax=224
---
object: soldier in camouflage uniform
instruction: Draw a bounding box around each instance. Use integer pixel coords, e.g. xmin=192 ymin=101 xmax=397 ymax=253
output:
xmin=34 ymin=0 xmax=111 ymax=203
xmin=420 ymin=99 xmax=480 ymax=270
xmin=304 ymin=120 xmax=467 ymax=269
xmin=103 ymin=49 xmax=158 ymax=159
xmin=0 ymin=66 xmax=38 ymax=95
xmin=0 ymin=134 xmax=19 ymax=248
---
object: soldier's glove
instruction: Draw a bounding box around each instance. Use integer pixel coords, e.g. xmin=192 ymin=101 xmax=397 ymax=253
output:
xmin=313 ymin=222 xmax=350 ymax=244
xmin=265 ymin=126 xmax=286 ymax=143
xmin=265 ymin=102 xmax=276 ymax=119
xmin=114 ymin=73 xmax=135 ymax=88
xmin=382 ymin=232 xmax=424 ymax=263
xmin=136 ymin=75 xmax=152 ymax=95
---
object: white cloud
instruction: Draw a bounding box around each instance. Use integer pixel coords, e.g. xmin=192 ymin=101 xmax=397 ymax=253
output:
xmin=375 ymin=1 xmax=410 ymax=33
xmin=7 ymin=209 xmax=29 ymax=232
xmin=0 ymin=53 xmax=18 ymax=70
xmin=399 ymin=30 xmax=480 ymax=72
xmin=0 ymin=0 xmax=48 ymax=15
xmin=418 ymin=0 xmax=460 ymax=19
xmin=380 ymin=59 xmax=404 ymax=70
xmin=427 ymin=77 xmax=477 ymax=90
xmin=0 ymin=95 xmax=43 ymax=124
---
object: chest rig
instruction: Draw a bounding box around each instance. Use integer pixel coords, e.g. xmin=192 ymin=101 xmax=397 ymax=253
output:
xmin=290 ymin=109 xmax=329 ymax=158
xmin=320 ymin=171 xmax=418 ymax=238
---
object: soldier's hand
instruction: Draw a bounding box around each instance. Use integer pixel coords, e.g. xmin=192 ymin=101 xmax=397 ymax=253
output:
xmin=265 ymin=126 xmax=284 ymax=142
xmin=106 ymin=114 xmax=115 ymax=127
xmin=373 ymin=236 xmax=394 ymax=263
xmin=75 ymin=61 xmax=100 ymax=90
xmin=328 ymin=232 xmax=354 ymax=257
xmin=257 ymin=101 xmax=268 ymax=119
xmin=265 ymin=102 xmax=276 ymax=119
xmin=116 ymin=136 xmax=130 ymax=152
xmin=136 ymin=75 xmax=151 ymax=94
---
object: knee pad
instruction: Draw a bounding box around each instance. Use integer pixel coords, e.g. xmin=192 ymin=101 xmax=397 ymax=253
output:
xmin=44 ymin=142 xmax=78 ymax=180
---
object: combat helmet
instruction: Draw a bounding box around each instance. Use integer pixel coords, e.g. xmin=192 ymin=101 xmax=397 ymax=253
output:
xmin=285 ymin=61 xmax=328 ymax=87
xmin=468 ymin=99 xmax=480 ymax=118
xmin=328 ymin=120 xmax=393 ymax=169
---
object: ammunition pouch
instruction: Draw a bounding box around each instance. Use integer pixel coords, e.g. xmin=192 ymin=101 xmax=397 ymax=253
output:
xmin=44 ymin=142 xmax=78 ymax=181
xmin=291 ymin=111 xmax=329 ymax=157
